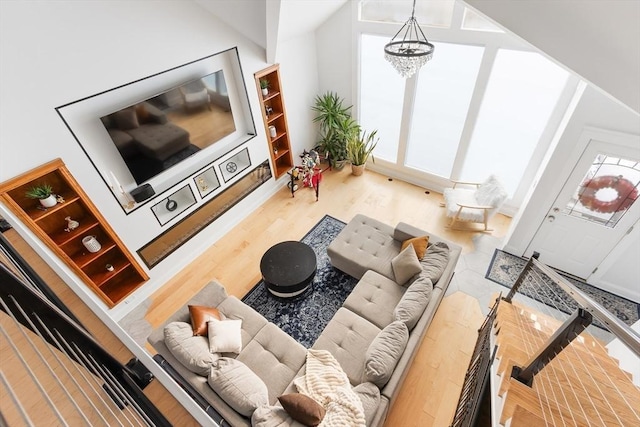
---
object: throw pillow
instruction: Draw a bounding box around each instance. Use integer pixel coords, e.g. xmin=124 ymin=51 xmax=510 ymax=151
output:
xmin=278 ymin=394 xmax=326 ymax=426
xmin=111 ymin=107 xmax=139 ymax=130
xmin=394 ymin=277 xmax=433 ymax=330
xmin=401 ymin=235 xmax=429 ymax=259
xmin=208 ymin=319 xmax=242 ymax=354
xmin=363 ymin=321 xmax=409 ymax=387
xmin=208 ymin=357 xmax=268 ymax=416
xmin=353 ymin=382 xmax=380 ymax=426
xmin=188 ymin=305 xmax=223 ymax=336
xmin=163 ymin=321 xmax=218 ymax=376
xmin=391 ymin=245 xmax=422 ymax=285
xmin=252 ymin=405 xmax=306 ymax=427
xmin=419 ymin=241 xmax=450 ymax=286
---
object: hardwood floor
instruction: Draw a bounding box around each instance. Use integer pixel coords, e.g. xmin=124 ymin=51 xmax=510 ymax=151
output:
xmin=142 ymin=166 xmax=511 ymax=425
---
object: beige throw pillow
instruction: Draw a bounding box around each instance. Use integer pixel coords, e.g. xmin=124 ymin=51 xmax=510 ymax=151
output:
xmin=394 ymin=277 xmax=433 ymax=330
xmin=208 ymin=357 xmax=268 ymax=416
xmin=163 ymin=321 xmax=218 ymax=376
xmin=208 ymin=319 xmax=243 ymax=354
xmin=391 ymin=245 xmax=422 ymax=285
xmin=363 ymin=321 xmax=409 ymax=387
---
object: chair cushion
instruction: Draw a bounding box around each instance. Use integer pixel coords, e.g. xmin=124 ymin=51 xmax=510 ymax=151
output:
xmin=164 ymin=321 xmax=218 ymax=377
xmin=394 ymin=277 xmax=433 ymax=330
xmin=475 ymin=175 xmax=508 ymax=209
xmin=443 ymin=188 xmax=484 ymax=221
xmin=391 ymin=245 xmax=422 ymax=285
xmin=363 ymin=321 xmax=409 ymax=387
xmin=343 ymin=270 xmax=406 ymax=329
xmin=208 ymin=357 xmax=269 ymax=416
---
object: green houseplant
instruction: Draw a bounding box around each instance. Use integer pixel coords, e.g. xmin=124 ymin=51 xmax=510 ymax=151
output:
xmin=259 ymin=79 xmax=270 ymax=96
xmin=25 ymin=183 xmax=57 ymax=207
xmin=347 ymin=129 xmax=378 ymax=176
xmin=312 ymin=92 xmax=359 ymax=169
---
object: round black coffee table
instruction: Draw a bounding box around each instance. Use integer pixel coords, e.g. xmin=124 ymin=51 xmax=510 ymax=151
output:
xmin=260 ymin=241 xmax=317 ymax=298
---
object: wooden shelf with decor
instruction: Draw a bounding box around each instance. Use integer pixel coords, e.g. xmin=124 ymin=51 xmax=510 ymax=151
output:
xmin=0 ymin=159 xmax=148 ymax=307
xmin=254 ymin=64 xmax=294 ymax=178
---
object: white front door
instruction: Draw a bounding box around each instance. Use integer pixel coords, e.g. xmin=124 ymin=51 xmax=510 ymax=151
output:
xmin=525 ymin=130 xmax=640 ymax=279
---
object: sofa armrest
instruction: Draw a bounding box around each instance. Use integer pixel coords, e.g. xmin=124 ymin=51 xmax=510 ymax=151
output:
xmin=393 ymin=222 xmax=429 ymax=242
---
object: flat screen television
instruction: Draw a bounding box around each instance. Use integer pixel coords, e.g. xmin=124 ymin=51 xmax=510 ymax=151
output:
xmin=100 ymin=70 xmax=235 ymax=184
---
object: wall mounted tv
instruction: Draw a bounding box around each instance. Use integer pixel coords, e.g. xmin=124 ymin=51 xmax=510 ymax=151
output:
xmin=99 ymin=70 xmax=235 ymax=184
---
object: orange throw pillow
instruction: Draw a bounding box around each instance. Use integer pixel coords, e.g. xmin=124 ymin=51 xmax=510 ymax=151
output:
xmin=188 ymin=305 xmax=222 ymax=336
xmin=401 ymin=235 xmax=429 ymax=260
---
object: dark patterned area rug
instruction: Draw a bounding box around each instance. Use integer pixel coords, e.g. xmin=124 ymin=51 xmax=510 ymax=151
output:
xmin=486 ymin=249 xmax=639 ymax=327
xmin=242 ymin=215 xmax=357 ymax=348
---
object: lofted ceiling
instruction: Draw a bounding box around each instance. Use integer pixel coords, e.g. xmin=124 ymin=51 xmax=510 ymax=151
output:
xmin=195 ymin=0 xmax=639 ymax=114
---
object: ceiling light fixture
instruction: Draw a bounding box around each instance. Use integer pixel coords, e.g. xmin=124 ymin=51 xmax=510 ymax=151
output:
xmin=384 ymin=0 xmax=434 ymax=78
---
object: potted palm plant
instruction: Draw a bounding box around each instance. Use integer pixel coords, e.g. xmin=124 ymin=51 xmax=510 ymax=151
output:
xmin=346 ymin=129 xmax=378 ymax=176
xmin=312 ymin=92 xmax=359 ymax=169
xmin=25 ymin=183 xmax=57 ymax=207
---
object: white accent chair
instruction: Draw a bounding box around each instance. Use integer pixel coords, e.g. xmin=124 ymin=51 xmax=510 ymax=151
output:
xmin=443 ymin=175 xmax=508 ymax=231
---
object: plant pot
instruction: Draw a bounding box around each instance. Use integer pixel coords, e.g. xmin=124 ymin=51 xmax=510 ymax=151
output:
xmin=39 ymin=194 xmax=57 ymax=208
xmin=351 ymin=164 xmax=365 ymax=176
xmin=262 ymin=88 xmax=269 ymax=97
xmin=333 ymin=159 xmax=348 ymax=170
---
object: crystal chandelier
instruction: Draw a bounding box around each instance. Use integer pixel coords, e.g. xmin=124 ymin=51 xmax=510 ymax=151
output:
xmin=384 ymin=0 xmax=435 ymax=78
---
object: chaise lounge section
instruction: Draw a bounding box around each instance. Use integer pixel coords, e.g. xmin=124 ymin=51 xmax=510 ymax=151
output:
xmin=148 ymin=214 xmax=461 ymax=426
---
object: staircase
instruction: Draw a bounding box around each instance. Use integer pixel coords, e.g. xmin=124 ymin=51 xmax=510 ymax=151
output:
xmin=493 ymin=300 xmax=640 ymax=426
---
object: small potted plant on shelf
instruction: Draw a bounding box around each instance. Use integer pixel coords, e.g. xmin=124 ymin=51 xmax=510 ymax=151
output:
xmin=347 ymin=129 xmax=378 ymax=176
xmin=25 ymin=183 xmax=57 ymax=207
xmin=260 ymin=79 xmax=270 ymax=97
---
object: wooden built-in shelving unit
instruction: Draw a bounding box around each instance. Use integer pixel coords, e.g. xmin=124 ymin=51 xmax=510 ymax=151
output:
xmin=0 ymin=159 xmax=148 ymax=307
xmin=254 ymin=64 xmax=294 ymax=178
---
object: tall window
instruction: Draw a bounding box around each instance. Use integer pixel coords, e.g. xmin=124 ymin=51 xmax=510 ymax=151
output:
xmin=461 ymin=49 xmax=569 ymax=195
xmin=405 ymin=42 xmax=484 ymax=177
xmin=360 ymin=34 xmax=406 ymax=162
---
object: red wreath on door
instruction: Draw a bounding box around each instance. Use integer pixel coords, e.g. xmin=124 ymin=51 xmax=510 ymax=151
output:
xmin=578 ymin=175 xmax=638 ymax=213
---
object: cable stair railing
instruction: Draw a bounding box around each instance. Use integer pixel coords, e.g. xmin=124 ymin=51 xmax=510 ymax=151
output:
xmin=0 ymin=232 xmax=170 ymax=427
xmin=452 ymin=252 xmax=640 ymax=427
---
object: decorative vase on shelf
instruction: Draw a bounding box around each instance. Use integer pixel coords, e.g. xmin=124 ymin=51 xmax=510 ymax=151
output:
xmin=40 ymin=194 xmax=58 ymax=208
xmin=64 ymin=216 xmax=79 ymax=232
xmin=262 ymin=87 xmax=269 ymax=97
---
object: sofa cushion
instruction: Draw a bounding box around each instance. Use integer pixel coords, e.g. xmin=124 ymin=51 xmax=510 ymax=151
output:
xmin=188 ymin=305 xmax=223 ymax=336
xmin=163 ymin=321 xmax=218 ymax=376
xmin=252 ymin=405 xmax=305 ymax=427
xmin=419 ymin=242 xmax=450 ymax=286
xmin=353 ymin=382 xmax=381 ymax=427
xmin=208 ymin=357 xmax=268 ymax=417
xmin=394 ymin=277 xmax=433 ymax=330
xmin=216 ymin=296 xmax=268 ymax=350
xmin=111 ymin=107 xmax=139 ymax=130
xmin=327 ymin=214 xmax=398 ymax=280
xmin=238 ymin=322 xmax=307 ymax=403
xmin=208 ymin=319 xmax=242 ymax=353
xmin=278 ymin=394 xmax=325 ymax=426
xmin=391 ymin=245 xmax=422 ymax=285
xmin=343 ymin=270 xmax=405 ymax=329
xmin=363 ymin=321 xmax=409 ymax=388
xmin=401 ymin=235 xmax=429 ymax=259
xmin=312 ymin=307 xmax=381 ymax=385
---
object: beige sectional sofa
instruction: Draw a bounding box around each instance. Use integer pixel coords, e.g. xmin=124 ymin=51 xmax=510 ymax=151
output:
xmin=148 ymin=214 xmax=461 ymax=426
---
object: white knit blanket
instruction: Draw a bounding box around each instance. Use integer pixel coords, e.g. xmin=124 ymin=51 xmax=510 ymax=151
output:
xmin=294 ymin=349 xmax=366 ymax=427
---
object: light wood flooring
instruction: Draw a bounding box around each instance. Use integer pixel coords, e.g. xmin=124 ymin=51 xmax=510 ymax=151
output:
xmin=142 ymin=166 xmax=511 ymax=426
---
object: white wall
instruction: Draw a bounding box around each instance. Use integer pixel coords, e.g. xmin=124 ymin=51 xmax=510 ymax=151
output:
xmin=503 ymin=86 xmax=640 ymax=280
xmin=0 ymin=0 xmax=316 ymax=319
